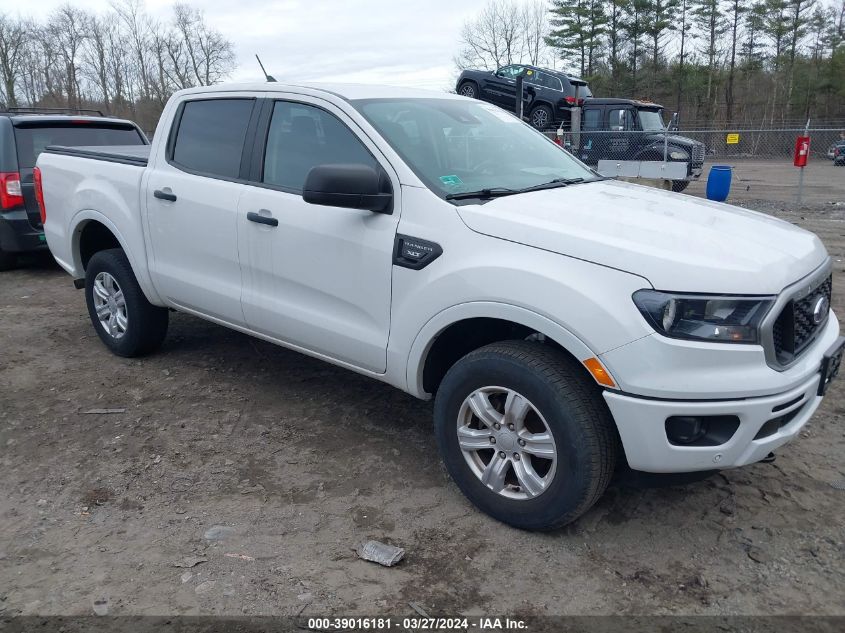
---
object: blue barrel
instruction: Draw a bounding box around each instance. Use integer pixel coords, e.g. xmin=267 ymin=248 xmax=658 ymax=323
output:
xmin=706 ymin=165 xmax=732 ymax=202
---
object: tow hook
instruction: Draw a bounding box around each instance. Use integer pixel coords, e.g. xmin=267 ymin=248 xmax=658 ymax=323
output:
xmin=761 ymin=452 xmax=776 ymax=464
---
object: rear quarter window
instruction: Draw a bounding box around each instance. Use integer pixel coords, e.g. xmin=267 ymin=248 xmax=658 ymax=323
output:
xmin=14 ymin=123 xmax=145 ymax=171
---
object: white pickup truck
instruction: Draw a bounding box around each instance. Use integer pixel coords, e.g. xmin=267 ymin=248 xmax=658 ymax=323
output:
xmin=37 ymin=83 xmax=843 ymax=530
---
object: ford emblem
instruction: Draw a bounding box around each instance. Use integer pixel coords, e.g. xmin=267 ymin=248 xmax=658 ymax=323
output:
xmin=813 ymin=295 xmax=830 ymax=325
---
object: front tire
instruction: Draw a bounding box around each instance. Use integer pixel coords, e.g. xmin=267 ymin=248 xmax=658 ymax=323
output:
xmin=671 ymin=180 xmax=691 ymax=192
xmin=85 ymin=248 xmax=168 ymax=357
xmin=529 ymin=105 xmax=553 ymax=129
xmin=434 ymin=341 xmax=617 ymax=531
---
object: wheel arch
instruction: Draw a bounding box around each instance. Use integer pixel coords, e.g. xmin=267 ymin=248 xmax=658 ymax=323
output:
xmin=407 ymin=302 xmax=604 ymax=400
xmin=528 ymin=101 xmax=555 ymax=126
xmin=69 ymin=211 xmax=163 ymax=305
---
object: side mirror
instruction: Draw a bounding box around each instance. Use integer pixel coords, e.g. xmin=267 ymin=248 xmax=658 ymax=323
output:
xmin=670 ymin=112 xmax=679 ymax=131
xmin=302 ymin=164 xmax=392 ymax=214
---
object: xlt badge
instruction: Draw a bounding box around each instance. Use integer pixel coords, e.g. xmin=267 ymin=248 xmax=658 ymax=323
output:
xmin=393 ymin=235 xmax=443 ymax=270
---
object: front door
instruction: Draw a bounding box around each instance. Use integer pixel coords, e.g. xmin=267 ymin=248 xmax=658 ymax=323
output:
xmin=238 ymin=98 xmax=400 ymax=373
xmin=605 ymin=107 xmax=637 ymax=162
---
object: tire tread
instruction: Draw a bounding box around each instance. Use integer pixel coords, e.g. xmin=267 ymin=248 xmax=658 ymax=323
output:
xmin=440 ymin=340 xmax=617 ymax=530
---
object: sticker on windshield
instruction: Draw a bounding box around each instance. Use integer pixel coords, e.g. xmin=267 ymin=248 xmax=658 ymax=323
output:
xmin=439 ymin=175 xmax=463 ymax=187
xmin=479 ymin=104 xmax=519 ymax=123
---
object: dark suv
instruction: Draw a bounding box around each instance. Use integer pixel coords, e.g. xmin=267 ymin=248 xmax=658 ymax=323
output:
xmin=0 ymin=108 xmax=148 ymax=270
xmin=456 ymin=64 xmax=591 ymax=129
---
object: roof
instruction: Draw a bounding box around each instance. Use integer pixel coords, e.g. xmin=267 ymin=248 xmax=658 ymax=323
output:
xmin=4 ymin=114 xmax=138 ymax=126
xmin=174 ymin=82 xmax=465 ymax=102
xmin=532 ymin=67 xmax=586 ymax=82
xmin=583 ymin=97 xmax=664 ymax=108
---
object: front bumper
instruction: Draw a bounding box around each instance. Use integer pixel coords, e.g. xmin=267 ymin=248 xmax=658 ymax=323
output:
xmin=0 ymin=209 xmax=47 ymax=253
xmin=605 ymin=372 xmax=823 ymax=472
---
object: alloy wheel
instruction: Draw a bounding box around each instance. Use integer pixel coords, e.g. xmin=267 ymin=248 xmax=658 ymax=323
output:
xmin=457 ymin=386 xmax=557 ymax=500
xmin=92 ymin=271 xmax=128 ymax=339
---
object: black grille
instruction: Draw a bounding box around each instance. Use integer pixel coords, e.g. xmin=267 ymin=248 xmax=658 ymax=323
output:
xmin=772 ymin=274 xmax=832 ymax=364
xmin=691 ymin=144 xmax=705 ymax=167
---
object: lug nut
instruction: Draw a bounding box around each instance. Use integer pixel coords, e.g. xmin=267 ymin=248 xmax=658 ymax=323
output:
xmin=489 ymin=436 xmax=496 ymax=444
xmin=507 ymin=423 xmax=515 ymax=431
xmin=498 ymin=451 xmax=506 ymax=459
xmin=493 ymin=423 xmax=501 ymax=430
xmin=513 ymin=453 xmax=521 ymax=461
xmin=518 ymin=438 xmax=526 ymax=447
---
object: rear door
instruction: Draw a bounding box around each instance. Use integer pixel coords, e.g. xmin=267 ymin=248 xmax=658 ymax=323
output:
xmin=144 ymin=96 xmax=259 ymax=325
xmin=13 ymin=120 xmax=147 ymax=230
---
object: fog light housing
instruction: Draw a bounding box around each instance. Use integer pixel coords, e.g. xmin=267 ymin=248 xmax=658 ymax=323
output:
xmin=666 ymin=416 xmax=707 ymax=444
xmin=665 ymin=415 xmax=740 ymax=447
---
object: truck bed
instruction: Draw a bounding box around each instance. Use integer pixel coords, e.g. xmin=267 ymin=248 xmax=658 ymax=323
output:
xmin=44 ymin=144 xmax=150 ymax=167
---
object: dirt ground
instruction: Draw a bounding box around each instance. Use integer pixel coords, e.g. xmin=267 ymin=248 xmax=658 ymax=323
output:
xmin=685 ymin=159 xmax=845 ymax=205
xmin=1 ymin=193 xmax=844 ymax=619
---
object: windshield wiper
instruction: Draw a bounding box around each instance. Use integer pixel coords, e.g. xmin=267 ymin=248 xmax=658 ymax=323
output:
xmin=515 ymin=177 xmax=585 ymax=193
xmin=445 ymin=187 xmax=519 ymax=200
xmin=445 ymin=177 xmax=596 ymax=201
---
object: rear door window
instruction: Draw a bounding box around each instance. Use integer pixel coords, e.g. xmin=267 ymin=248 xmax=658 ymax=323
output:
xmin=13 ymin=123 xmax=146 ymax=171
xmin=170 ymin=99 xmax=254 ymax=179
xmin=534 ymin=72 xmax=562 ymax=91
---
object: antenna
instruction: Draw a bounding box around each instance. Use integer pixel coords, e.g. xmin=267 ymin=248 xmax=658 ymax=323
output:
xmin=255 ymin=55 xmax=277 ymax=83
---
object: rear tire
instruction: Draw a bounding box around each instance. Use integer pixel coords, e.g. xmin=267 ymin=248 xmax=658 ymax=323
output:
xmin=671 ymin=180 xmax=691 ymax=192
xmin=84 ymin=248 xmax=168 ymax=357
xmin=434 ymin=340 xmax=617 ymax=531
xmin=458 ymin=81 xmax=478 ymax=99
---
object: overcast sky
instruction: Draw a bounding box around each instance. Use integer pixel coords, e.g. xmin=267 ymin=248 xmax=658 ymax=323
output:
xmin=16 ymin=0 xmax=499 ymax=92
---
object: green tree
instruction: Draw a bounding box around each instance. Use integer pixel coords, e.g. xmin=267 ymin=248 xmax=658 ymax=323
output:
xmin=674 ymin=0 xmax=695 ymax=115
xmin=784 ymin=0 xmax=816 ymax=106
xmin=547 ymin=0 xmax=607 ymax=77
xmin=724 ymin=0 xmax=748 ymax=123
xmin=691 ymin=0 xmax=725 ymax=119
xmin=643 ymin=0 xmax=680 ymax=93
xmin=605 ymin=0 xmax=627 ymax=94
xmin=622 ymin=0 xmax=650 ymax=94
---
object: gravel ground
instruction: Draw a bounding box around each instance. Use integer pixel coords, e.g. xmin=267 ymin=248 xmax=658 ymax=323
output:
xmin=1 ymin=196 xmax=844 ymax=619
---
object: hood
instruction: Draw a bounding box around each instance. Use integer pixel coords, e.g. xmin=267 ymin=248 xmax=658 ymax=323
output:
xmin=456 ymin=179 xmax=827 ymax=294
xmin=643 ymin=133 xmax=702 ymax=148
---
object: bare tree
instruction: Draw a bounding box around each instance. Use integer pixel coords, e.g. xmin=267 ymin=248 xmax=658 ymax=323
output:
xmin=0 ymin=14 xmax=28 ymax=107
xmin=521 ymin=0 xmax=550 ymax=65
xmin=455 ymin=0 xmax=525 ymax=70
xmin=47 ymin=5 xmax=91 ymax=109
xmin=112 ymin=0 xmax=152 ymax=102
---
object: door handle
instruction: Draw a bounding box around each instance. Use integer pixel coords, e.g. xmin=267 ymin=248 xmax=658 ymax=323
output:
xmin=247 ymin=211 xmax=278 ymax=227
xmin=153 ymin=189 xmax=177 ymax=202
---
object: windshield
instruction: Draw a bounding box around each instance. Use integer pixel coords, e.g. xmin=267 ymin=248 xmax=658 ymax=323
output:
xmin=352 ymin=98 xmax=598 ymax=199
xmin=638 ymin=109 xmax=666 ymax=132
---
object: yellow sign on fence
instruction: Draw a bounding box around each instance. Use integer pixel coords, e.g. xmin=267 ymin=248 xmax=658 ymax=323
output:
xmin=726 ymin=133 xmax=740 ymax=144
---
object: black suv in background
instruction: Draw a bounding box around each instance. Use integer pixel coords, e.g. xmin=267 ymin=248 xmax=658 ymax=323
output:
xmin=456 ymin=64 xmax=591 ymax=129
xmin=0 ymin=108 xmax=148 ymax=270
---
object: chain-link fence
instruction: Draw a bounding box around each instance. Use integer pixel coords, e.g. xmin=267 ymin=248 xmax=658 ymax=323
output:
xmin=545 ymin=126 xmax=845 ymax=205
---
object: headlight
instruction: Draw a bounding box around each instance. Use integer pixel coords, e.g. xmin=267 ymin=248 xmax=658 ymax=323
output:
xmin=632 ymin=290 xmax=775 ymax=344
xmin=669 ymin=150 xmax=689 ymax=160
